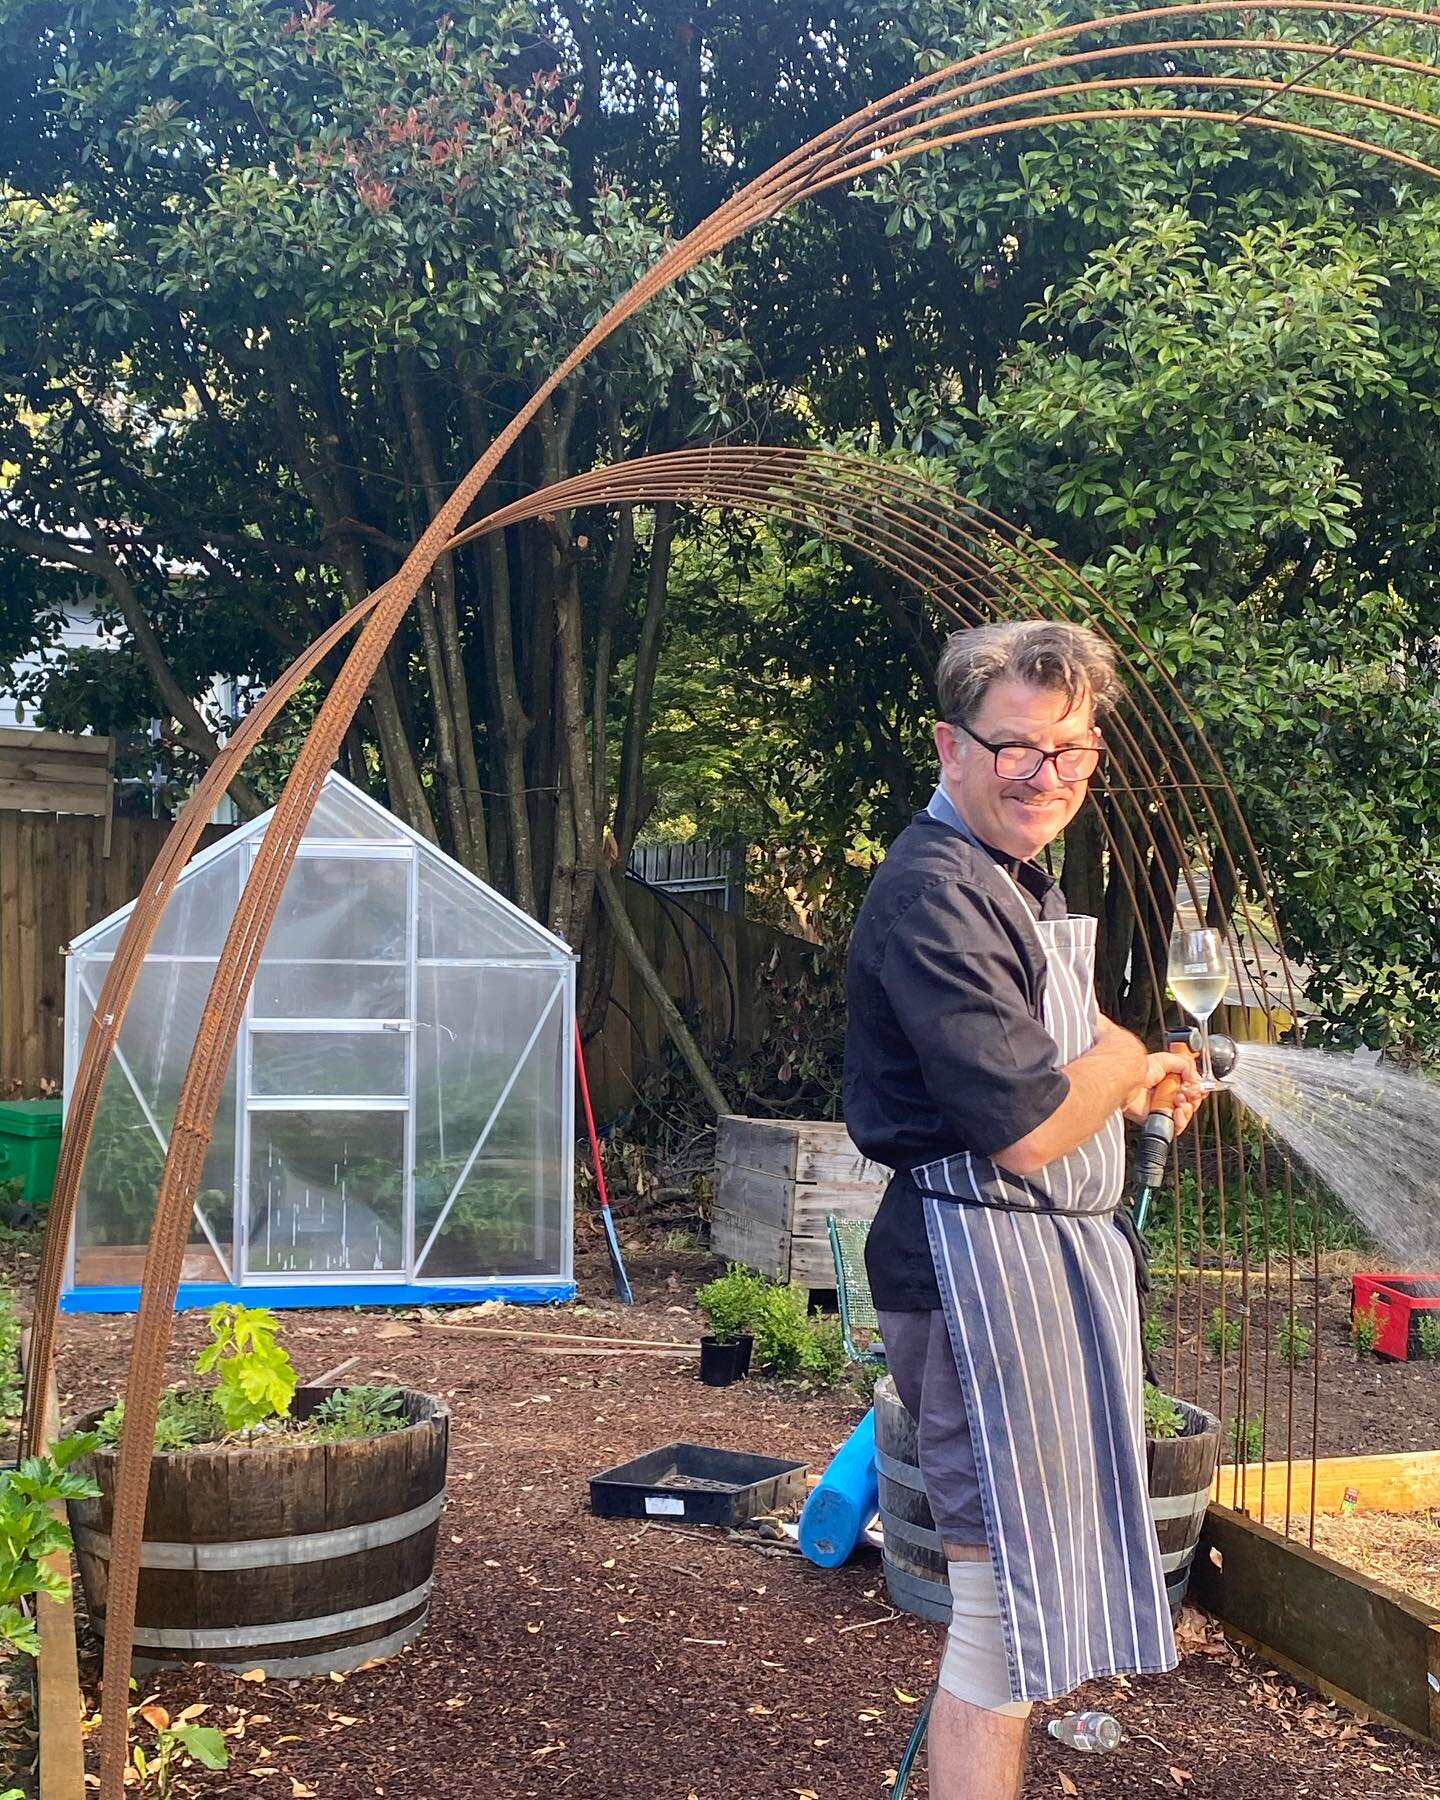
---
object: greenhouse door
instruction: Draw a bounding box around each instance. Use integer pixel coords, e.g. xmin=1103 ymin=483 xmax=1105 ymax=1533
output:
xmin=238 ymin=844 xmax=416 ymax=1283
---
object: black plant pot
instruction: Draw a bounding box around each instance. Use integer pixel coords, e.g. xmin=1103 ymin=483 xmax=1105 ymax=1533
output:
xmin=700 ymin=1334 xmax=752 ymax=1387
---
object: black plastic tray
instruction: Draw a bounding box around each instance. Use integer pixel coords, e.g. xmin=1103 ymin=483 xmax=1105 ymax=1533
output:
xmin=589 ymin=1440 xmax=807 ymax=1527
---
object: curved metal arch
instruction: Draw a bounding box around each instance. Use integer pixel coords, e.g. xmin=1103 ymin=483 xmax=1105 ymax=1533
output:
xmin=71 ymin=9 xmax=1440 ymax=1783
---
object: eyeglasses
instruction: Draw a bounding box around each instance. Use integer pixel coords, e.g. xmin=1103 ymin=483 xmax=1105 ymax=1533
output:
xmin=951 ymin=719 xmax=1104 ymax=783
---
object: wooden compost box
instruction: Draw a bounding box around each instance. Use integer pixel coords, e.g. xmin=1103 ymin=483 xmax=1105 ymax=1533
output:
xmin=711 ymin=1116 xmax=889 ymax=1287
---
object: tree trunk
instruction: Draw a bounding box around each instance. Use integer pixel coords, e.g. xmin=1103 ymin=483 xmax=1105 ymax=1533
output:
xmin=397 ymin=356 xmax=490 ymax=875
xmin=615 ymin=503 xmax=679 ymax=862
xmin=460 ymin=390 xmax=538 ymax=912
xmin=267 ymin=355 xmax=436 ymax=838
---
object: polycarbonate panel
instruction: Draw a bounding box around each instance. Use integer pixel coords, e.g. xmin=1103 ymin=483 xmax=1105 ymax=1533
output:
xmin=71 ymin=954 xmax=235 ymax=1286
xmin=79 ymin=845 xmax=242 ymax=961
xmin=250 ymin=850 xmax=409 ymax=1018
xmin=251 ymin=959 xmax=408 ymax=1021
xmin=305 ymin=779 xmax=410 ymax=842
xmin=250 ymin=1029 xmax=407 ymax=1098
xmin=413 ymin=963 xmax=566 ymax=1277
xmin=246 ymin=1108 xmax=405 ymax=1274
xmin=258 ymin=852 xmax=408 ymax=965
xmin=416 ymin=854 xmax=557 ymax=962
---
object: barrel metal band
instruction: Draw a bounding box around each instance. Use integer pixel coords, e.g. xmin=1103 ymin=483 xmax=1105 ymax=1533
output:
xmin=133 ymin=1612 xmax=427 ymax=1682
xmin=108 ymin=1579 xmax=434 ymax=1651
xmin=875 ymin=1511 xmax=943 ymax=1555
xmin=1149 ymin=1486 xmax=1210 ymax=1522
xmin=1160 ymin=1545 xmax=1197 ymax=1574
xmin=881 ymin=1560 xmax=953 ymax=1624
xmin=874 ymin=1447 xmax=929 ymax=1493
xmin=74 ymin=1491 xmax=445 ymax=1571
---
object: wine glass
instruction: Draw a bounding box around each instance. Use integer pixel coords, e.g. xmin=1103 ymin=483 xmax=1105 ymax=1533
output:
xmin=1168 ymin=925 xmax=1229 ymax=1092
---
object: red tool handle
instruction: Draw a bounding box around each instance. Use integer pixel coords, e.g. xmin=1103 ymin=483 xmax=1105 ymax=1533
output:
xmin=574 ymin=1020 xmax=614 ymax=1215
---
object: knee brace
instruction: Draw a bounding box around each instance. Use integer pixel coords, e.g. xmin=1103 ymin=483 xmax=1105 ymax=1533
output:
xmin=938 ymin=1559 xmax=1033 ymax=1717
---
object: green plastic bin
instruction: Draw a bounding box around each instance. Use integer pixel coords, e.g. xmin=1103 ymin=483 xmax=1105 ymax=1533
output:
xmin=0 ymin=1099 xmax=63 ymax=1210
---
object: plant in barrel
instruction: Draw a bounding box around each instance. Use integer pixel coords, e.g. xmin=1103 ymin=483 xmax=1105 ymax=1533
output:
xmin=69 ymin=1305 xmax=450 ymax=1679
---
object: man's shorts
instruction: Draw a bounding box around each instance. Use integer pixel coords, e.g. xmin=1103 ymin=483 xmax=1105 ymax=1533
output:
xmin=878 ymin=1308 xmax=987 ymax=1544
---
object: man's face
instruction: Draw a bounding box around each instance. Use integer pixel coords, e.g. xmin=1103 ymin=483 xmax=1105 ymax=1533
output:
xmin=934 ymin=677 xmax=1098 ymax=861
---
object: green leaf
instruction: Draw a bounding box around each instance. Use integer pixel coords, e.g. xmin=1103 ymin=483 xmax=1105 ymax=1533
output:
xmin=171 ymin=1723 xmax=229 ymax=1770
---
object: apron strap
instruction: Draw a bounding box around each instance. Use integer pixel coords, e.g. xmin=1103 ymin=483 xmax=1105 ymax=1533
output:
xmin=911 ymin=1184 xmax=1117 ymax=1219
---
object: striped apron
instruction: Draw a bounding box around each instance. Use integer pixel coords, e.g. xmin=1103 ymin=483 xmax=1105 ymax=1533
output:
xmin=913 ymin=786 xmax=1176 ymax=1703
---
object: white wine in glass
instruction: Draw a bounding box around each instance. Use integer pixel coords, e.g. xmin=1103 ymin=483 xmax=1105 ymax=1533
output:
xmin=1168 ymin=925 xmax=1228 ymax=1092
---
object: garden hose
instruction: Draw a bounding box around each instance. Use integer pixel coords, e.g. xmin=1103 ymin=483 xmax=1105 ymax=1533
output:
xmin=891 ymin=1683 xmax=936 ymax=1799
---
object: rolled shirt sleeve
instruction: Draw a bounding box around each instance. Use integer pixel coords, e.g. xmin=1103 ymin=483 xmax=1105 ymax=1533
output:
xmin=878 ymin=880 xmax=1070 ymax=1157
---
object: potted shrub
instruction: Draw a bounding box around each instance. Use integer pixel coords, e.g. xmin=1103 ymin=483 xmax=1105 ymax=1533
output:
xmin=695 ymin=1265 xmax=764 ymax=1386
xmin=1144 ymin=1382 xmax=1221 ymax=1621
xmin=68 ymin=1304 xmax=449 ymax=1678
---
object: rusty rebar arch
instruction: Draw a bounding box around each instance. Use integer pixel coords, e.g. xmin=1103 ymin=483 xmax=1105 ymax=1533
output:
xmin=44 ymin=9 xmax=1440 ymax=1783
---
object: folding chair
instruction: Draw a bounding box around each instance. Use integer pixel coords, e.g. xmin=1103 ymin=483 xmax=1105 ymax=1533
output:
xmin=827 ymin=1213 xmax=886 ymax=1365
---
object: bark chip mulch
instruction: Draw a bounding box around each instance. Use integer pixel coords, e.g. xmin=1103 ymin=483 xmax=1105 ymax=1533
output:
xmin=10 ymin=1242 xmax=1440 ymax=1798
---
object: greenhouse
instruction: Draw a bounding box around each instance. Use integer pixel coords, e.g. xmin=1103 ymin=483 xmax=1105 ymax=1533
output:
xmin=62 ymin=773 xmax=576 ymax=1311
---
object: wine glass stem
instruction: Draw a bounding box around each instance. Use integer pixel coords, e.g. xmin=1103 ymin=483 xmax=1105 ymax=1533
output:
xmin=1199 ymin=1020 xmax=1216 ymax=1087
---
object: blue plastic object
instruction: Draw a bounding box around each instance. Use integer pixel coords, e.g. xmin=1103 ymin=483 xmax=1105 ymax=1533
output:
xmin=60 ymin=1279 xmax=578 ymax=1314
xmin=798 ymin=1407 xmax=879 ymax=1568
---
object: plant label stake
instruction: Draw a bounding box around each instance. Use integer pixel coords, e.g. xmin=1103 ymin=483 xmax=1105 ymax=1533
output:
xmin=575 ymin=1021 xmax=633 ymax=1305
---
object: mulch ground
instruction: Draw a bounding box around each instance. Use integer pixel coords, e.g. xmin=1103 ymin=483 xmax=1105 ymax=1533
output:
xmin=6 ymin=1233 xmax=1440 ymax=1798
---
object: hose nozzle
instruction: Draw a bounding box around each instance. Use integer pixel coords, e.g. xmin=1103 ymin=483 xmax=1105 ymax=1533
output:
xmin=1167 ymin=1026 xmax=1239 ymax=1083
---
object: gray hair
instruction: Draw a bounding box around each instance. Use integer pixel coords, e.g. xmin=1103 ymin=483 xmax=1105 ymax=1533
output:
xmin=935 ymin=621 xmax=1119 ymax=726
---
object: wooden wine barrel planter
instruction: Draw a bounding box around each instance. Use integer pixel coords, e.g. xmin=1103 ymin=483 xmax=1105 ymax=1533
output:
xmin=875 ymin=1377 xmax=1221 ymax=1627
xmin=874 ymin=1375 xmax=950 ymax=1622
xmin=67 ymin=1385 xmax=448 ymax=1678
xmin=1148 ymin=1397 xmax=1221 ymax=1622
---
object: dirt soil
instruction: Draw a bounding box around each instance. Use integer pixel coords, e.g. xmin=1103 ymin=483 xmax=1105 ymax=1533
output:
xmin=1148 ymin=1269 xmax=1440 ymax=1467
xmin=8 ymin=1233 xmax=1440 ymax=1799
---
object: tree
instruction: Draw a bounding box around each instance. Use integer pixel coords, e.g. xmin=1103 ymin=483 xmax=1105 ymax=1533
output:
xmin=4 ymin=0 xmax=1440 ymax=1078
xmin=0 ymin=0 xmax=747 ymax=1088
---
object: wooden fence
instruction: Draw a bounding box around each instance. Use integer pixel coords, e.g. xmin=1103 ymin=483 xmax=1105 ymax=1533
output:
xmin=586 ymin=877 xmax=822 ymax=1120
xmin=0 ymin=813 xmax=231 ymax=1096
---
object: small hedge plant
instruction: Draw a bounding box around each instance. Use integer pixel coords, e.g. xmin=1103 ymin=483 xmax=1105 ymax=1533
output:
xmin=1276 ymin=1309 xmax=1312 ymax=1366
xmin=1351 ymin=1298 xmax=1383 ymax=1358
xmin=695 ymin=1265 xmax=767 ymax=1343
xmin=1204 ymin=1307 xmax=1241 ymax=1355
xmin=697 ymin=1266 xmax=846 ymax=1384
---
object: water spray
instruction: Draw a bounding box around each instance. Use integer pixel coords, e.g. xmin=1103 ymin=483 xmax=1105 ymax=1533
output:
xmin=1132 ymin=1027 xmax=1239 ymax=1232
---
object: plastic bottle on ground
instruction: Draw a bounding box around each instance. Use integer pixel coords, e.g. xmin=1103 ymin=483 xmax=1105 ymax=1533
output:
xmin=1047 ymin=1710 xmax=1123 ymax=1752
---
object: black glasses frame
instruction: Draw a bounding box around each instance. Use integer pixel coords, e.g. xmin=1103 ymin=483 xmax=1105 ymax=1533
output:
xmin=951 ymin=718 xmax=1105 ymax=783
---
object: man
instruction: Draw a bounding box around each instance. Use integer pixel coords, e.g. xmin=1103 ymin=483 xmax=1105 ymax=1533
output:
xmin=844 ymin=621 xmax=1201 ymax=1800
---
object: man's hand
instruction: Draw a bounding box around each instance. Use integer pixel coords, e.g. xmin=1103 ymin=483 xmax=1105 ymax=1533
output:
xmin=1122 ymin=1050 xmax=1204 ymax=1131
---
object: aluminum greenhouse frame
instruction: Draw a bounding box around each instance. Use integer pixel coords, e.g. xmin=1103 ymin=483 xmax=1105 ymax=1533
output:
xmin=62 ymin=773 xmax=576 ymax=1312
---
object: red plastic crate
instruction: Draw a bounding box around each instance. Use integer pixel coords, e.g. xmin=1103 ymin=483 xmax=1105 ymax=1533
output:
xmin=1351 ymin=1273 xmax=1440 ymax=1360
